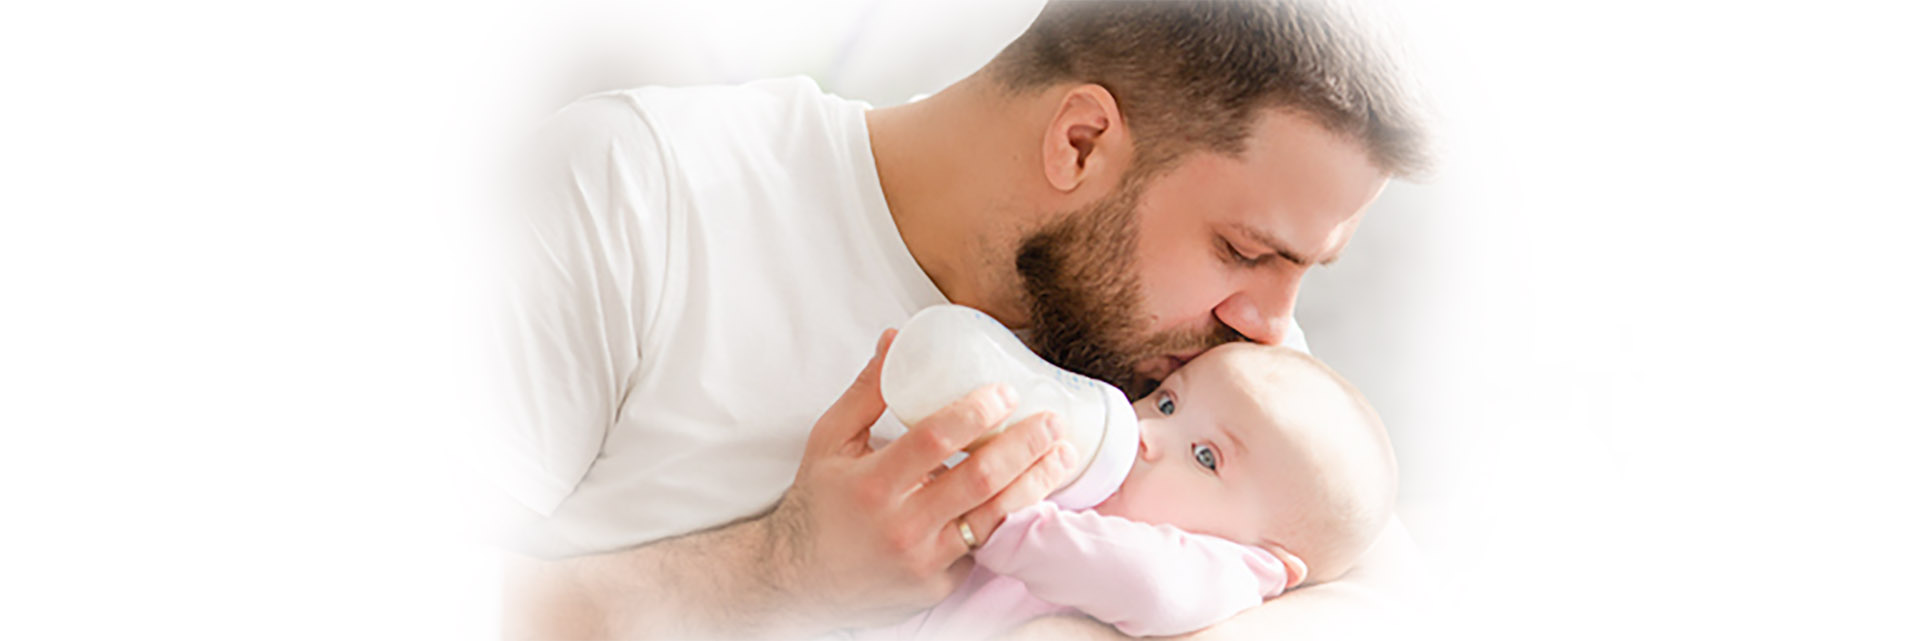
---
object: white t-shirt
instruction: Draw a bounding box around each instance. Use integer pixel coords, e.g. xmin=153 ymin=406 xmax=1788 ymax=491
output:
xmin=494 ymin=77 xmax=948 ymax=557
xmin=492 ymin=76 xmax=1310 ymax=557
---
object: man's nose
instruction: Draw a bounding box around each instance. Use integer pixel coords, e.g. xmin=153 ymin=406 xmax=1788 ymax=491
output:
xmin=1214 ymin=278 xmax=1300 ymax=345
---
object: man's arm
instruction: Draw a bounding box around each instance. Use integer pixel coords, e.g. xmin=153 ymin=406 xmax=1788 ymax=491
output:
xmin=997 ymin=516 xmax=1424 ymax=640
xmin=502 ymin=332 xmax=1081 ymax=639
xmin=502 ymin=515 xmax=791 ymax=639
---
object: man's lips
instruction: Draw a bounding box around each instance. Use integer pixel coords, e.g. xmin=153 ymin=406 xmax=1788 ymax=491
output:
xmin=1141 ymin=349 xmax=1206 ymax=384
xmin=1169 ymin=349 xmax=1204 ymax=368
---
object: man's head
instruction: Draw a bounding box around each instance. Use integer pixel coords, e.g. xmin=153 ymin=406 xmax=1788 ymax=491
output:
xmin=1093 ymin=342 xmax=1398 ymax=587
xmin=988 ymin=0 xmax=1428 ymax=180
xmin=986 ymin=0 xmax=1429 ymax=397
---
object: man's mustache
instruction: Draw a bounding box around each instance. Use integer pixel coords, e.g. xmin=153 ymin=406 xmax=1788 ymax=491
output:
xmin=1120 ymin=320 xmax=1248 ymax=399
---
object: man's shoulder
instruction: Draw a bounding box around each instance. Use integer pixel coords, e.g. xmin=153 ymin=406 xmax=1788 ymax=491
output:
xmin=544 ymin=76 xmax=858 ymax=181
xmin=558 ymin=76 xmax=842 ymax=136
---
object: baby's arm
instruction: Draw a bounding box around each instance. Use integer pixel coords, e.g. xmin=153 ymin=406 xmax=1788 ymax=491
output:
xmin=973 ymin=502 xmax=1291 ymax=637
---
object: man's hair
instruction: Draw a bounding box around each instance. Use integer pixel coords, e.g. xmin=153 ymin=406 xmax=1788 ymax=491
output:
xmin=986 ymin=0 xmax=1430 ymax=178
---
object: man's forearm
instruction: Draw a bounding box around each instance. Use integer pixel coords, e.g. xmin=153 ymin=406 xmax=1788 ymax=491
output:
xmin=504 ymin=514 xmax=818 ymax=640
xmin=500 ymin=336 xmax=1077 ymax=639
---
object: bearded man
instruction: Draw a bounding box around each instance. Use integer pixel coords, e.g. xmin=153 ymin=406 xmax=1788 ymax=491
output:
xmin=494 ymin=1 xmax=1428 ymax=638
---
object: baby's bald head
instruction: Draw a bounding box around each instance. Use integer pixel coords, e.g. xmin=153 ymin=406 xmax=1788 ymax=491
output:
xmin=1211 ymin=343 xmax=1398 ymax=585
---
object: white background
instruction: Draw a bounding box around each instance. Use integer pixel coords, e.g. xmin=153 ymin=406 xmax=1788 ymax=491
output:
xmin=3 ymin=1 xmax=1917 ymax=638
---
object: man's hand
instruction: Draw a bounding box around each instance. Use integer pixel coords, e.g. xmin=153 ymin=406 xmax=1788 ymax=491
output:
xmin=505 ymin=330 xmax=1077 ymax=640
xmin=765 ymin=329 xmax=1079 ymax=630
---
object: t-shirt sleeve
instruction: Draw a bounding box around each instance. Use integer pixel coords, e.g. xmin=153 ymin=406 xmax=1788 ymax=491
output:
xmin=1283 ymin=314 xmax=1311 ymax=354
xmin=489 ymin=95 xmax=668 ymax=516
xmin=973 ymin=502 xmax=1293 ymax=637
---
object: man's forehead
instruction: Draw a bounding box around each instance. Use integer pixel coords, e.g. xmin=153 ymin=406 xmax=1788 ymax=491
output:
xmin=1201 ymin=112 xmax=1385 ymax=256
xmin=1238 ymin=109 xmax=1383 ymax=189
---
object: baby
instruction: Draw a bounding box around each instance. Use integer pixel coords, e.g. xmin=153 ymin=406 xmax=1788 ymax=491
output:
xmin=864 ymin=342 xmax=1398 ymax=639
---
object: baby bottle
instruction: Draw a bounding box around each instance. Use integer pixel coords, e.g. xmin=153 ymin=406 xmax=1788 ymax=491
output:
xmin=876 ymin=304 xmax=1138 ymax=511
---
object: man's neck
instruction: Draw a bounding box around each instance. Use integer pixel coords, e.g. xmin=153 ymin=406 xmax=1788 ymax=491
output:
xmin=866 ymin=75 xmax=1037 ymax=328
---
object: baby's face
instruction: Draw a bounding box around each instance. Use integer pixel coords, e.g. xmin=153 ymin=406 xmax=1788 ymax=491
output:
xmin=1092 ymin=342 xmax=1395 ymax=585
xmin=1090 ymin=342 xmax=1293 ymax=545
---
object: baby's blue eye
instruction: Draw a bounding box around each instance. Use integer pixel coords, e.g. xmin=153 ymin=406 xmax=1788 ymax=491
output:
xmin=1192 ymin=443 xmax=1218 ymax=472
xmin=1156 ymin=393 xmax=1175 ymax=415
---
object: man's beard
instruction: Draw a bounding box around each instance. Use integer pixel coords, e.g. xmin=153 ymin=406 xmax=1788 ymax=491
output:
xmin=1014 ymin=177 xmax=1243 ymax=400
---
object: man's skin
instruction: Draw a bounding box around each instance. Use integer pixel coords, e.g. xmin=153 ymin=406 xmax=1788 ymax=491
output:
xmin=506 ymin=65 xmax=1404 ymax=639
xmin=504 ymin=331 xmax=1077 ymax=639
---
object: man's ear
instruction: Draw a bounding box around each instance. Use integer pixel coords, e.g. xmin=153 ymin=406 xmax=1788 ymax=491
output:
xmin=1040 ymin=83 xmax=1129 ymax=193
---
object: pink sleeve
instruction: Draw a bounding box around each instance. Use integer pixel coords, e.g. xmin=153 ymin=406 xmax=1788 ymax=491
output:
xmin=973 ymin=502 xmax=1292 ymax=637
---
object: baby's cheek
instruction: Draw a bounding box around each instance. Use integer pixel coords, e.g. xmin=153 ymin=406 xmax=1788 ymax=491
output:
xmin=1091 ymin=470 xmax=1147 ymax=517
xmin=1133 ymin=475 xmax=1227 ymax=532
xmin=1103 ymin=472 xmax=1176 ymax=522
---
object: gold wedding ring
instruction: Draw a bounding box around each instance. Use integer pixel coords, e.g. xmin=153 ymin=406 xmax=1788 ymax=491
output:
xmin=957 ymin=521 xmax=979 ymax=549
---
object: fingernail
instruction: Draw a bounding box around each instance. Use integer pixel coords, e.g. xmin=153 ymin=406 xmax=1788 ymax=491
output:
xmin=1055 ymin=442 xmax=1079 ymax=472
xmin=1044 ymin=413 xmax=1063 ymax=441
xmin=996 ymin=384 xmax=1020 ymax=412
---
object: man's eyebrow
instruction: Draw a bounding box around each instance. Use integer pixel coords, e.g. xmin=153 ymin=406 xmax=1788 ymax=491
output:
xmin=1231 ymin=223 xmax=1341 ymax=267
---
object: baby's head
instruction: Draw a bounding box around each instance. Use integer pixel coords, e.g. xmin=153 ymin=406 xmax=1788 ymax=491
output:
xmin=1092 ymin=342 xmax=1397 ymax=587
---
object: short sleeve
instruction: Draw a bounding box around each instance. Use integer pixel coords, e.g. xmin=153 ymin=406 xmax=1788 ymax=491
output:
xmin=1283 ymin=315 xmax=1311 ymax=354
xmin=488 ymin=95 xmax=667 ymax=515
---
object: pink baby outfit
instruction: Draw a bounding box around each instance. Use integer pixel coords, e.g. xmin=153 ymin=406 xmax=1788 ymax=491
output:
xmin=863 ymin=501 xmax=1293 ymax=639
